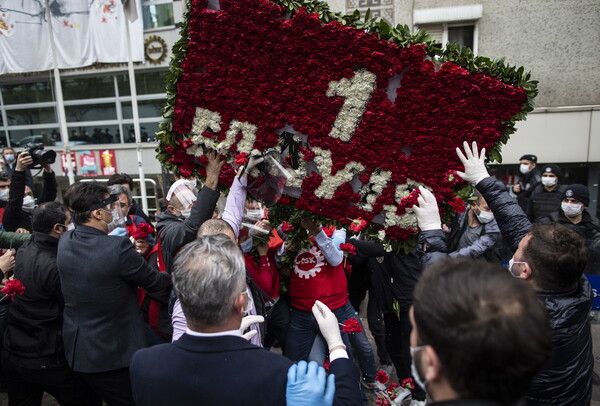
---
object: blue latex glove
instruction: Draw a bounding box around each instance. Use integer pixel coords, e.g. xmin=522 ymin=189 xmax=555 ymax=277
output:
xmin=286 ymin=361 xmax=335 ymax=406
xmin=108 ymin=227 xmax=128 ymax=237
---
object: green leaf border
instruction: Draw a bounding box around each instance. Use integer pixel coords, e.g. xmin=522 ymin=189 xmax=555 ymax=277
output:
xmin=155 ymin=0 xmax=538 ymax=262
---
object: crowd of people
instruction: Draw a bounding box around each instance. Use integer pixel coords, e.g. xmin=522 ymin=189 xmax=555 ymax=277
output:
xmin=0 ymin=141 xmax=596 ymax=406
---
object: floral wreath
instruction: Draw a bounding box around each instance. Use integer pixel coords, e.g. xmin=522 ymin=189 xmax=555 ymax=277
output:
xmin=156 ymin=0 xmax=537 ymax=257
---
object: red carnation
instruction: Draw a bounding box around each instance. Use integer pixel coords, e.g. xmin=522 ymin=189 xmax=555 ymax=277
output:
xmin=341 ymin=318 xmax=363 ymax=334
xmin=339 ymin=243 xmax=357 ymax=256
xmin=198 ymin=155 xmax=209 ymax=165
xmin=130 ymin=223 xmax=155 ymax=241
xmin=375 ymin=371 xmax=389 ymax=384
xmin=1 ymin=279 xmax=25 ymax=300
xmin=281 ymin=221 xmax=294 ymax=233
xmin=234 ymin=152 xmax=248 ymax=166
xmin=401 ymin=378 xmax=415 ymax=390
xmin=322 ymin=360 xmax=330 ymax=372
xmin=387 ymin=382 xmax=399 ymax=393
xmin=349 ymin=217 xmax=367 ymax=233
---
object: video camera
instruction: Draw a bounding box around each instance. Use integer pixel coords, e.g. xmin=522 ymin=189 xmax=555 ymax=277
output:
xmin=23 ymin=143 xmax=57 ymax=168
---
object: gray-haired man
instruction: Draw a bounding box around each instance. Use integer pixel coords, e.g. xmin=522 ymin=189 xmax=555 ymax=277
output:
xmin=129 ymin=234 xmax=362 ymax=406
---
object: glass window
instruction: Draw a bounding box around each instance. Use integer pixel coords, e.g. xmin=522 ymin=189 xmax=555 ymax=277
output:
xmin=67 ymin=125 xmax=121 ymax=145
xmin=8 ymin=128 xmax=62 ymax=148
xmin=61 ymin=76 xmax=115 ymax=100
xmin=65 ymin=104 xmax=117 ymax=122
xmin=448 ymin=25 xmax=474 ymax=50
xmin=142 ymin=2 xmax=174 ymax=30
xmin=1 ymin=81 xmax=54 ymax=104
xmin=122 ymin=100 xmax=165 ymax=119
xmin=117 ymin=71 xmax=167 ymax=96
xmin=5 ymin=107 xmax=57 ymax=126
xmin=122 ymin=122 xmax=158 ymax=143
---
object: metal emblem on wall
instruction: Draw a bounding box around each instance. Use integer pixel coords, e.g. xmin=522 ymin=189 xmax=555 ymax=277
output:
xmin=144 ymin=35 xmax=168 ymax=65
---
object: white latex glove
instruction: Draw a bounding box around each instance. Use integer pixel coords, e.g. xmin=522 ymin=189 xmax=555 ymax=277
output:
xmin=240 ymin=315 xmax=264 ymax=341
xmin=246 ymin=156 xmax=265 ymax=171
xmin=312 ymin=300 xmax=344 ymax=351
xmin=412 ymin=186 xmax=441 ymax=231
xmin=456 ymin=141 xmax=490 ymax=185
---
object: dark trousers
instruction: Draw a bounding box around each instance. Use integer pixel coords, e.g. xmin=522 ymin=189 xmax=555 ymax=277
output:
xmin=264 ymin=296 xmax=290 ymax=355
xmin=2 ymin=352 xmax=93 ymax=406
xmin=78 ymin=367 xmax=135 ymax=406
xmin=384 ymin=311 xmax=425 ymax=400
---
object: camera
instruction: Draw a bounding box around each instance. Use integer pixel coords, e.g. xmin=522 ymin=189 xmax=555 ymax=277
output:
xmin=24 ymin=143 xmax=57 ymax=167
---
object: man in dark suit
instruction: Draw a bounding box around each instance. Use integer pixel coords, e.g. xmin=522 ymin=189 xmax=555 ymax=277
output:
xmin=57 ymin=182 xmax=171 ymax=406
xmin=130 ymin=235 xmax=362 ymax=406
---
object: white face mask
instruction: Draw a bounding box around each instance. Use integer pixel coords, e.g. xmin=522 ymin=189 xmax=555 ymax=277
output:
xmin=67 ymin=222 xmax=75 ymax=231
xmin=0 ymin=189 xmax=8 ymax=202
xmin=180 ymin=208 xmax=192 ymax=219
xmin=4 ymin=154 xmax=15 ymax=163
xmin=410 ymin=345 xmax=428 ymax=391
xmin=475 ymin=207 xmax=494 ymax=224
xmin=508 ymin=257 xmax=526 ymax=278
xmin=519 ymin=164 xmax=532 ymax=175
xmin=245 ymin=208 xmax=265 ymax=222
xmin=22 ymin=195 xmax=35 ymax=213
xmin=561 ymin=202 xmax=583 ymax=218
xmin=541 ymin=176 xmax=557 ymax=187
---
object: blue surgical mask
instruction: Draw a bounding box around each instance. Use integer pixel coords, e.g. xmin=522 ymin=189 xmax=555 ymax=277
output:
xmin=240 ymin=237 xmax=253 ymax=253
xmin=4 ymin=154 xmax=14 ymax=163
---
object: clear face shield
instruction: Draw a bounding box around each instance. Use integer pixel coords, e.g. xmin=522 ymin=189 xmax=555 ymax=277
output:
xmin=166 ymin=179 xmax=198 ymax=218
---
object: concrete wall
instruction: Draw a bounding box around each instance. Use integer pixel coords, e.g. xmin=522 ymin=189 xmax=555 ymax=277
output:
xmin=334 ymin=0 xmax=600 ymax=108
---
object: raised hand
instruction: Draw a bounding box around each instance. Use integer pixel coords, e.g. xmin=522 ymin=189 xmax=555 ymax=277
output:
xmin=412 ymin=186 xmax=441 ymax=231
xmin=456 ymin=141 xmax=490 ymax=185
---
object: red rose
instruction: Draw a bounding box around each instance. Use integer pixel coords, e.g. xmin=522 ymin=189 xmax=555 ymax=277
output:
xmin=281 ymin=221 xmax=294 ymax=233
xmin=1 ymin=279 xmax=25 ymax=300
xmin=339 ymin=243 xmax=357 ymax=256
xmin=375 ymin=370 xmax=389 ymax=384
xmin=341 ymin=318 xmax=363 ymax=334
xmin=349 ymin=218 xmax=367 ymax=233
xmin=234 ymin=152 xmax=248 ymax=166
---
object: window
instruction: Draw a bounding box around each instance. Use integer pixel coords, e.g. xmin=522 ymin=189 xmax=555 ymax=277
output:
xmin=1 ymin=81 xmax=54 ymax=104
xmin=418 ymin=23 xmax=476 ymax=51
xmin=1 ymin=71 xmax=167 ymax=148
xmin=414 ymin=5 xmax=482 ymax=53
xmin=142 ymin=0 xmax=175 ymax=30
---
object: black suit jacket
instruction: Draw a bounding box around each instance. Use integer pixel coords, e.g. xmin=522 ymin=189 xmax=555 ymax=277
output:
xmin=130 ymin=333 xmax=362 ymax=406
xmin=57 ymin=225 xmax=171 ymax=373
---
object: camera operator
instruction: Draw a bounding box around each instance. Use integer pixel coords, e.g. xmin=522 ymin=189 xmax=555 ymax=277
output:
xmin=2 ymin=147 xmax=33 ymax=189
xmin=2 ymin=151 xmax=57 ymax=233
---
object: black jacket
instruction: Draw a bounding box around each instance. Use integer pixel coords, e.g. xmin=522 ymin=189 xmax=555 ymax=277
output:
xmin=514 ymin=167 xmax=541 ymax=212
xmin=527 ymin=183 xmax=567 ymax=223
xmin=57 ymin=225 xmax=171 ymax=373
xmin=155 ymin=185 xmax=220 ymax=274
xmin=3 ymin=232 xmax=66 ymax=368
xmin=346 ymin=235 xmax=445 ymax=313
xmin=3 ymin=169 xmax=57 ymax=232
xmin=476 ymin=177 xmax=593 ymax=406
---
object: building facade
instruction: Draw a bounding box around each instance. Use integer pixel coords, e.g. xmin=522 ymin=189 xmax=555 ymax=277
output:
xmin=0 ymin=0 xmax=598 ymax=214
